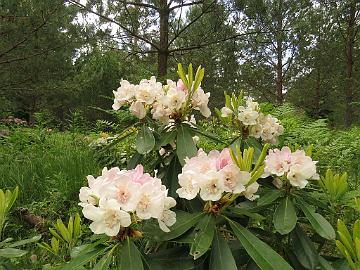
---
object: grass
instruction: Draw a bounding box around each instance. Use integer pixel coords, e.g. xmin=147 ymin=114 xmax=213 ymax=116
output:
xmin=0 ymin=127 xmax=101 ymax=223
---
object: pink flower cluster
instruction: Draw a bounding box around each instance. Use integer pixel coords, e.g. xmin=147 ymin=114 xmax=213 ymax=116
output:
xmin=264 ymin=146 xmax=319 ymax=189
xmin=176 ymin=149 xmax=259 ymax=201
xmin=79 ymin=165 xmax=176 ymax=236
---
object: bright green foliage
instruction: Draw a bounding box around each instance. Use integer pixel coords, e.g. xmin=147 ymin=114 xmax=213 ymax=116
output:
xmin=229 ymin=144 xmax=268 ymax=186
xmin=0 ymin=186 xmax=18 ymax=238
xmin=0 ymin=187 xmax=41 ymax=266
xmin=38 ymin=213 xmax=82 ymax=260
xmin=336 ymin=219 xmax=360 ymax=270
xmin=0 ymin=128 xmax=101 ymax=212
xmin=320 ymin=169 xmax=349 ymax=202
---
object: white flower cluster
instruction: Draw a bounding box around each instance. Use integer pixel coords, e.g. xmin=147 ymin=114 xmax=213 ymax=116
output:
xmin=221 ymin=97 xmax=284 ymax=144
xmin=264 ymin=146 xmax=319 ymax=189
xmin=176 ymin=149 xmax=259 ymax=202
xmin=79 ymin=165 xmax=176 ymax=236
xmin=112 ymin=77 xmax=211 ymax=124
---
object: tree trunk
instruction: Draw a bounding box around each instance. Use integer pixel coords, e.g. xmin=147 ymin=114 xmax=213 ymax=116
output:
xmin=275 ymin=0 xmax=284 ymax=105
xmin=344 ymin=1 xmax=356 ymax=128
xmin=158 ymin=0 xmax=169 ymax=78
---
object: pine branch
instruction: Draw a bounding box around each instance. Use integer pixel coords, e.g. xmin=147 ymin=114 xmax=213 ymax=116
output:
xmin=169 ymin=30 xmax=270 ymax=53
xmin=118 ymin=0 xmax=158 ymax=10
xmin=167 ymin=0 xmax=216 ymax=46
xmin=68 ymin=0 xmax=159 ymax=50
xmin=169 ymin=0 xmax=205 ymax=11
xmin=0 ymin=8 xmax=59 ymax=59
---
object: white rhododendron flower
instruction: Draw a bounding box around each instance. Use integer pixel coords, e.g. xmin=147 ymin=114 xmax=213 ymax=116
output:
xmin=220 ymin=96 xmax=284 ymax=144
xmin=177 ymin=171 xmax=200 ymax=200
xmin=158 ymin=197 xmax=177 ymax=232
xmin=82 ymin=199 xmax=131 ymax=236
xmin=220 ymin=164 xmax=250 ymax=194
xmin=198 ymin=171 xmax=224 ymax=201
xmin=112 ymin=80 xmax=135 ymax=110
xmin=221 ymin=107 xmax=233 ymax=117
xmin=129 ymin=101 xmax=146 ymax=119
xmin=238 ymin=106 xmax=259 ymax=126
xmin=112 ymin=76 xmax=211 ymax=123
xmin=243 ymin=182 xmax=260 ymax=201
xmin=176 ymin=148 xmax=260 ymax=202
xmin=264 ymin=146 xmax=318 ymax=189
xmin=79 ymin=165 xmax=176 ymax=236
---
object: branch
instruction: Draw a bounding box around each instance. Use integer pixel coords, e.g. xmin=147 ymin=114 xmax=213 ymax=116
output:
xmin=0 ymin=42 xmax=71 ymax=65
xmin=68 ymin=0 xmax=159 ymax=50
xmin=170 ymin=0 xmax=205 ymax=11
xmin=0 ymin=8 xmax=58 ymax=59
xmin=0 ymin=76 xmax=32 ymax=89
xmin=169 ymin=30 xmax=271 ymax=53
xmin=168 ymin=0 xmax=216 ymax=46
xmin=118 ymin=0 xmax=158 ymax=10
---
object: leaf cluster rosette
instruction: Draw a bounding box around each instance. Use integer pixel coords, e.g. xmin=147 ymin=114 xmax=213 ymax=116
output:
xmin=218 ymin=92 xmax=284 ymax=144
xmin=79 ymin=165 xmax=176 ymax=237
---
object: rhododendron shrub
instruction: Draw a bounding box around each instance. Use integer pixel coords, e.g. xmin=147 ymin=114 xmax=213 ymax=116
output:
xmin=61 ymin=64 xmax=345 ymax=270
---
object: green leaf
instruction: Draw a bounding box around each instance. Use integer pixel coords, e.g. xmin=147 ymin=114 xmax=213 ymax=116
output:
xmin=61 ymin=246 xmax=106 ymax=270
xmin=73 ymin=213 xmax=81 ymax=240
xmin=257 ymin=189 xmax=283 ymax=207
xmin=51 ymin=237 xmax=59 ymax=254
xmin=226 ymin=217 xmax=293 ymax=270
xmin=8 ymin=235 xmax=41 ymax=248
xmin=56 ymin=219 xmax=71 ymax=244
xmin=176 ymin=124 xmax=197 ymax=166
xmin=337 ymin=219 xmax=356 ymax=259
xmin=227 ymin=207 xmax=265 ymax=221
xmin=144 ymin=211 xmax=204 ymax=241
xmin=210 ymin=230 xmax=237 ymax=270
xmin=68 ymin=216 xmax=74 ymax=240
xmin=136 ymin=125 xmax=155 ymax=154
xmin=177 ymin=63 xmax=189 ymax=88
xmin=117 ymin=238 xmax=144 ymax=270
xmin=190 ymin=214 xmax=216 ymax=260
xmin=318 ymin=256 xmax=335 ymax=270
xmin=292 ymin=226 xmax=319 ymax=269
xmin=332 ymin=259 xmax=352 ymax=270
xmin=93 ymin=245 xmax=117 ymax=270
xmin=159 ymin=130 xmax=177 ymax=147
xmin=297 ymin=199 xmax=335 ymax=240
xmin=353 ymin=220 xmax=360 ymax=240
xmin=273 ymin=197 xmax=297 ymax=235
xmin=148 ymin=246 xmax=195 ymax=270
xmin=0 ymin=248 xmax=27 ymax=258
xmin=163 ymin=155 xmax=182 ymax=198
xmin=6 ymin=186 xmax=18 ymax=212
xmin=188 ymin=63 xmax=193 ymax=87
xmin=49 ymin=228 xmax=62 ymax=241
xmin=126 ymin=152 xmax=143 ymax=170
xmin=193 ymin=66 xmax=204 ymax=92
